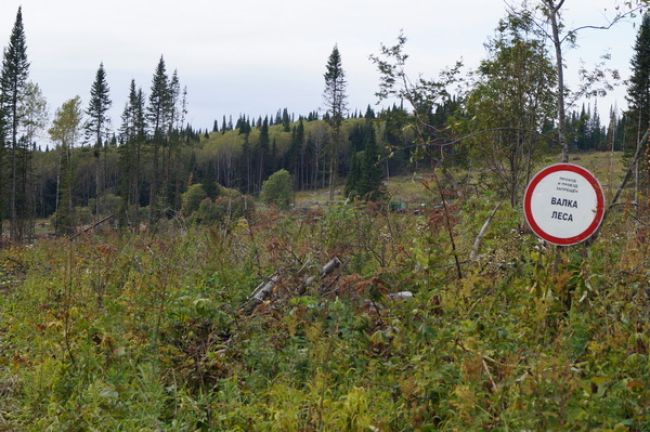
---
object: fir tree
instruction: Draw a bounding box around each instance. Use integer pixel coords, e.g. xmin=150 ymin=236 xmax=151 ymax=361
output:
xmin=365 ymin=105 xmax=376 ymax=119
xmin=345 ymin=151 xmax=362 ymax=198
xmin=345 ymin=122 xmax=383 ymax=200
xmin=627 ymin=13 xmax=650 ymax=136
xmin=85 ymin=62 xmax=112 ymax=215
xmin=1 ymin=7 xmax=30 ymax=241
xmin=257 ymin=117 xmax=270 ymax=190
xmin=282 ymin=108 xmax=291 ymax=132
xmin=285 ymin=119 xmax=304 ymax=187
xmin=271 ymin=137 xmax=278 ymax=173
xmin=147 ymin=56 xmax=170 ymax=222
xmin=360 ymin=122 xmax=382 ymax=200
xmin=626 ymin=12 xmax=650 ymax=188
xmin=118 ymin=80 xmax=145 ymax=222
xmin=323 ymin=45 xmax=347 ymax=201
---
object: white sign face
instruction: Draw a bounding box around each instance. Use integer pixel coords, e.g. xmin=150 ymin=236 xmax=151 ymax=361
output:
xmin=524 ymin=163 xmax=604 ymax=246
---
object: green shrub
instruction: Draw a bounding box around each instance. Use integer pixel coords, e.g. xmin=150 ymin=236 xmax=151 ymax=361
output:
xmin=181 ymin=184 xmax=208 ymax=217
xmin=194 ymin=197 xmax=218 ymax=223
xmin=216 ymin=183 xmax=242 ymax=199
xmin=261 ymin=169 xmax=293 ymax=209
xmin=75 ymin=206 xmax=93 ymax=225
xmin=213 ymin=195 xmax=255 ymax=222
xmin=86 ymin=193 xmax=122 ymax=216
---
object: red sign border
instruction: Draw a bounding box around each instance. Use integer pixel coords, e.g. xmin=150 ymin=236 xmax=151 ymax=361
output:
xmin=524 ymin=163 xmax=605 ymax=246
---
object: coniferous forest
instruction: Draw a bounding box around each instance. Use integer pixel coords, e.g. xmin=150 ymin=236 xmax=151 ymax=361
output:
xmin=3 ymin=2 xmax=650 ymax=430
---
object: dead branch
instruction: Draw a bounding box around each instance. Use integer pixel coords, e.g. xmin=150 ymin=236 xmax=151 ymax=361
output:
xmin=243 ymin=256 xmax=341 ymax=314
xmin=470 ymin=202 xmax=503 ymax=262
xmin=588 ymin=130 xmax=648 ymax=244
xmin=68 ymin=214 xmax=115 ymax=241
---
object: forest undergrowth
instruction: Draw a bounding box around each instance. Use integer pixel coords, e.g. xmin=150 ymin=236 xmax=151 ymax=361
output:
xmin=0 ymin=178 xmax=649 ymax=431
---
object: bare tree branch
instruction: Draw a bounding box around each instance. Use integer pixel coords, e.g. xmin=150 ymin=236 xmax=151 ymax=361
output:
xmin=470 ymin=202 xmax=503 ymax=261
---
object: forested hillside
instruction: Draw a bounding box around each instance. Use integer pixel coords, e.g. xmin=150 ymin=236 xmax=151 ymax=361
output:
xmin=0 ymin=5 xmax=642 ymax=239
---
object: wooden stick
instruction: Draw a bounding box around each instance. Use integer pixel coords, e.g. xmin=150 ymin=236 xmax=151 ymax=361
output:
xmin=68 ymin=214 xmax=114 ymax=241
xmin=605 ymin=130 xmax=648 ymax=218
xmin=469 ymin=202 xmax=502 ymax=261
xmin=583 ymin=130 xmax=648 ymax=246
xmin=432 ymin=169 xmax=463 ymax=280
xmin=244 ymin=257 xmax=341 ymax=313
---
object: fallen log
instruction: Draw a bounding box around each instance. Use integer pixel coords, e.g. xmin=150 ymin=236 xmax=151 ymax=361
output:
xmin=301 ymin=256 xmax=342 ymax=290
xmin=243 ymin=256 xmax=341 ymax=314
xmin=68 ymin=214 xmax=115 ymax=241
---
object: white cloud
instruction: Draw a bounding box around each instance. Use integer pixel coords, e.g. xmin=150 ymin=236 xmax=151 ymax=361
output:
xmin=0 ymin=0 xmax=642 ymax=133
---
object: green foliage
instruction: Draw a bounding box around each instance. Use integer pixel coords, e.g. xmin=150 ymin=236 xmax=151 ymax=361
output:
xmin=49 ymin=96 xmax=83 ymax=235
xmin=74 ymin=206 xmax=93 ymax=225
xmin=213 ymin=195 xmax=255 ymax=222
xmin=345 ymin=121 xmax=384 ymax=201
xmin=84 ymin=62 xmax=112 ymax=146
xmin=2 ymin=183 xmax=650 ymax=430
xmin=181 ymin=182 xmax=255 ymax=225
xmin=181 ymin=183 xmax=207 ymax=217
xmin=627 ymin=12 xmax=650 ymax=130
xmin=261 ymin=169 xmax=293 ymax=209
xmin=460 ymin=15 xmax=555 ymax=206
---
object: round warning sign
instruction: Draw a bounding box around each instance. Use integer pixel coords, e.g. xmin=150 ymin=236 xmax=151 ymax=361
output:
xmin=523 ymin=163 xmax=605 ymax=246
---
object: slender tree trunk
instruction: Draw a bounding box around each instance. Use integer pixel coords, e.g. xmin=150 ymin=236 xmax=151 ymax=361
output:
xmin=0 ymin=145 xmax=3 ymax=246
xmin=94 ymin=139 xmax=101 ymax=218
xmin=135 ymin=140 xmax=141 ymax=208
xmin=328 ymin=127 xmax=339 ymax=201
xmin=634 ymin=111 xmax=641 ymax=216
xmin=11 ymin=93 xmax=18 ymax=241
xmin=151 ymin=140 xmax=159 ymax=222
xmin=103 ymin=140 xmax=108 ymax=197
xmin=547 ymin=0 xmax=569 ymax=162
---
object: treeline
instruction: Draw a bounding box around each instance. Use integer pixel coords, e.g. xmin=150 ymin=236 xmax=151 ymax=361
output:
xmin=3 ymin=6 xmax=650 ymax=240
xmin=34 ymin=103 xmax=425 ymax=222
xmin=0 ymin=7 xmax=438 ymax=239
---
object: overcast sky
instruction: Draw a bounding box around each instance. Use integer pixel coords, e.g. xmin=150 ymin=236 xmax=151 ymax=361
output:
xmin=0 ymin=0 xmax=643 ymax=141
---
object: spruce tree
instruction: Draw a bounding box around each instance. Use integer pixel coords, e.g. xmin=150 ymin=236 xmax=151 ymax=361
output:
xmin=118 ymin=98 xmax=134 ymax=227
xmin=271 ymin=137 xmax=278 ymax=173
xmin=257 ymin=117 xmax=270 ymax=190
xmin=323 ymin=45 xmax=347 ymax=201
xmin=164 ymin=70 xmax=181 ymax=213
xmin=1 ymin=7 xmax=30 ymax=241
xmin=346 ymin=122 xmax=383 ymax=200
xmin=282 ymin=108 xmax=291 ymax=132
xmin=345 ymin=152 xmax=362 ymax=198
xmin=626 ymin=12 xmax=650 ymax=190
xmin=296 ymin=118 xmax=306 ymax=189
xmin=85 ymin=62 xmax=112 ymax=216
xmin=627 ymin=13 xmax=650 ymax=134
xmin=118 ymin=80 xmax=145 ymax=223
xmin=361 ymin=122 xmax=382 ymax=200
xmin=147 ymin=56 xmax=170 ymax=222
xmin=285 ymin=119 xmax=304 ymax=187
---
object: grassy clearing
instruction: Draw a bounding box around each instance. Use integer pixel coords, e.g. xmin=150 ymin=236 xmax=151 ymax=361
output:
xmin=0 ymin=151 xmax=649 ymax=431
xmin=296 ymin=151 xmax=628 ymax=209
